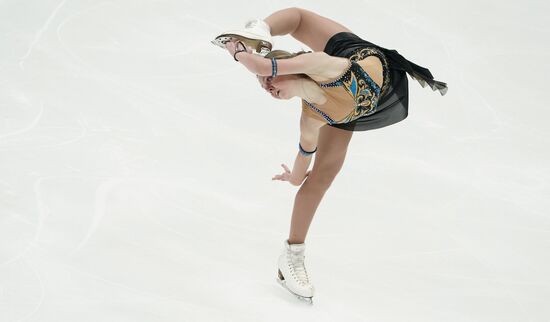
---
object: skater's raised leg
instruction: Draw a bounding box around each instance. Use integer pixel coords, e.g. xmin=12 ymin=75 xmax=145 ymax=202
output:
xmin=212 ymin=8 xmax=352 ymax=55
xmin=264 ymin=7 xmax=352 ymax=51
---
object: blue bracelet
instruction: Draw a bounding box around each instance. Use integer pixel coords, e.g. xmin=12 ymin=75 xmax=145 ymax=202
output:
xmin=298 ymin=143 xmax=317 ymax=156
xmin=271 ymin=57 xmax=278 ymax=77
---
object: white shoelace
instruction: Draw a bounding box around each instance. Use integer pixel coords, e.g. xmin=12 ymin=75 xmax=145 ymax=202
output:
xmin=288 ymin=252 xmax=310 ymax=285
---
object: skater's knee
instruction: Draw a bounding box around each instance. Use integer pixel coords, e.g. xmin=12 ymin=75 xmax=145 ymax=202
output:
xmin=290 ymin=7 xmax=304 ymax=33
xmin=305 ymin=170 xmax=339 ymax=191
xmin=265 ymin=7 xmax=302 ymax=36
xmin=283 ymin=6 xmax=304 ymax=17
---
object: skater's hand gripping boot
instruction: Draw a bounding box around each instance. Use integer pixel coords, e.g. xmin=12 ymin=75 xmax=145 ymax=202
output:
xmin=212 ymin=18 xmax=273 ymax=56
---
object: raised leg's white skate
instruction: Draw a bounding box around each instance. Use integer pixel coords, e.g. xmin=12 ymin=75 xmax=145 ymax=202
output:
xmin=276 ymin=239 xmax=315 ymax=304
xmin=211 ymin=18 xmax=273 ymax=56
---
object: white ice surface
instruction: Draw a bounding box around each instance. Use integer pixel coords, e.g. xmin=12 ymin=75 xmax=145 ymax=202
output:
xmin=1 ymin=1 xmax=549 ymax=321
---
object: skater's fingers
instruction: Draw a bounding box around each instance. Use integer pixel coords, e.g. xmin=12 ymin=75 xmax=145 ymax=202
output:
xmin=281 ymin=164 xmax=291 ymax=173
xmin=224 ymin=42 xmax=236 ymax=53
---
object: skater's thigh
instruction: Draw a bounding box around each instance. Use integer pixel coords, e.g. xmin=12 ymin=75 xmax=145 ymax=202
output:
xmin=308 ymin=125 xmax=353 ymax=185
xmin=291 ymin=8 xmax=353 ymax=52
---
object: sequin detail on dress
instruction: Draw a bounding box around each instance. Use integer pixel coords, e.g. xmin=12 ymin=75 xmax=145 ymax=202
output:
xmin=349 ymin=47 xmax=390 ymax=96
xmin=303 ymin=100 xmax=336 ymax=124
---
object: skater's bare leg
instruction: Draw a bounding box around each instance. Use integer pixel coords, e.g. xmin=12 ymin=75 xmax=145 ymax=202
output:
xmin=287 ymin=125 xmax=353 ymax=244
xmin=264 ymin=7 xmax=352 ymax=51
xmin=263 ymin=8 xmax=354 ymax=243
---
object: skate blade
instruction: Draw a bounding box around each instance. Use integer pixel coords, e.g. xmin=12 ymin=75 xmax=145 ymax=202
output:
xmin=276 ymin=270 xmax=313 ymax=304
xmin=211 ymin=34 xmax=272 ymax=56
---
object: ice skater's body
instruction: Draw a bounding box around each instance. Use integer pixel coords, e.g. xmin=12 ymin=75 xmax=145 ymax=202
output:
xmin=218 ymin=9 xmax=362 ymax=303
xmin=215 ymin=7 xmax=447 ymax=303
xmin=225 ymin=7 xmax=370 ymax=245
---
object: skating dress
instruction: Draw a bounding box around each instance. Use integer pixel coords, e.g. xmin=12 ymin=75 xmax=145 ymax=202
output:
xmin=303 ymin=32 xmax=448 ymax=131
xmin=301 ymin=47 xmax=391 ymax=125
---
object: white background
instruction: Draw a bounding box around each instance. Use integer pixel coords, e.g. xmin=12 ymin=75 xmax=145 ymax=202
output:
xmin=1 ymin=0 xmax=549 ymax=321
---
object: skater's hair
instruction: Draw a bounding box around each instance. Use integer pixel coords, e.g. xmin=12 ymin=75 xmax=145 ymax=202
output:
xmin=265 ymin=49 xmax=313 ymax=79
xmin=265 ymin=49 xmax=311 ymax=59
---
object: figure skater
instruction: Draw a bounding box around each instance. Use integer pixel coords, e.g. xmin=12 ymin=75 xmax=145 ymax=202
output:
xmin=211 ymin=7 xmax=448 ymax=304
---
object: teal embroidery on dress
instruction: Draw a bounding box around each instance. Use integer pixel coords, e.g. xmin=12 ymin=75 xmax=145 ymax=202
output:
xmin=334 ymin=62 xmax=382 ymax=123
xmin=340 ymin=47 xmax=391 ymax=124
xmin=349 ymin=73 xmax=357 ymax=97
xmin=349 ymin=47 xmax=390 ymax=95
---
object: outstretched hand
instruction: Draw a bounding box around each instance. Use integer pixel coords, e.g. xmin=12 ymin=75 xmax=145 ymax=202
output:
xmin=272 ymin=163 xmax=311 ymax=186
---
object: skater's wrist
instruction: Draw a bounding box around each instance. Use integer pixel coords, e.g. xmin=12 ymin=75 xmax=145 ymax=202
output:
xmin=235 ymin=52 xmax=263 ymax=74
xmin=289 ymin=171 xmax=305 ymax=186
xmin=289 ymin=150 xmax=313 ymax=186
xmin=235 ymin=53 xmax=277 ymax=77
xmin=298 ymin=142 xmax=317 ymax=156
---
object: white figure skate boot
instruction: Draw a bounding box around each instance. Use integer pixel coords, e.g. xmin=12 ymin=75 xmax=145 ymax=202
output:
xmin=211 ymin=18 xmax=273 ymax=56
xmin=276 ymin=239 xmax=315 ymax=304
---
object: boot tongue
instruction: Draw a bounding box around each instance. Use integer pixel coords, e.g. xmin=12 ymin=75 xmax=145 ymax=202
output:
xmin=288 ymin=243 xmax=306 ymax=253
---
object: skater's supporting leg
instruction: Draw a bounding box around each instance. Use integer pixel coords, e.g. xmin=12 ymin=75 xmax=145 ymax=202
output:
xmin=264 ymin=7 xmax=352 ymax=51
xmin=287 ymin=125 xmax=353 ymax=244
xmin=263 ymin=8 xmax=354 ymax=243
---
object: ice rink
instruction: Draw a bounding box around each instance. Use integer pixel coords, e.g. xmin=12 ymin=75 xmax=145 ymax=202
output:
xmin=1 ymin=0 xmax=549 ymax=321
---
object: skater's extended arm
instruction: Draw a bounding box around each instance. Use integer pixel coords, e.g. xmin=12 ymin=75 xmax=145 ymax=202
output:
xmin=289 ymin=114 xmax=324 ymax=185
xmin=225 ymin=40 xmax=330 ymax=76
xmin=273 ymin=113 xmax=324 ymax=186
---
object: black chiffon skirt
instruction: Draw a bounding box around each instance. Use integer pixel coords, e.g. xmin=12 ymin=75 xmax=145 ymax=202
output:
xmin=323 ymin=32 xmax=448 ymax=132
